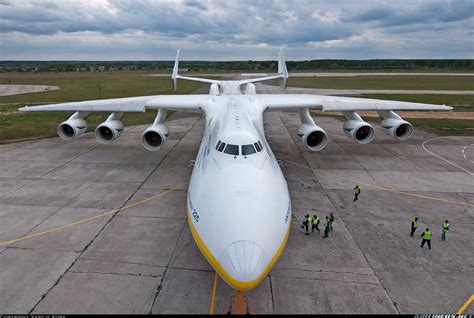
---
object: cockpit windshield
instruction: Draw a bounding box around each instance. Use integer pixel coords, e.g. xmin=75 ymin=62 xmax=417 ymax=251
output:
xmin=224 ymin=144 xmax=239 ymax=155
xmin=216 ymin=140 xmax=263 ymax=157
xmin=241 ymin=144 xmax=256 ymax=155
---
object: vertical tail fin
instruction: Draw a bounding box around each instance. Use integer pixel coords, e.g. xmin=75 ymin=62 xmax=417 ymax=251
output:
xmin=172 ymin=49 xmax=180 ymax=91
xmin=278 ymin=49 xmax=288 ymax=89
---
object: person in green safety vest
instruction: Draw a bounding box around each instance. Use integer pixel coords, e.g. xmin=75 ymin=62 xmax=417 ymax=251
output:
xmin=312 ymin=214 xmax=320 ymax=233
xmin=329 ymin=212 xmax=334 ymax=232
xmin=323 ymin=216 xmax=330 ymax=238
xmin=303 ymin=214 xmax=312 ymax=235
xmin=420 ymin=228 xmax=432 ymax=249
xmin=410 ymin=217 xmax=419 ymax=237
xmin=353 ymin=185 xmax=361 ymax=201
xmin=441 ymin=220 xmax=449 ymax=241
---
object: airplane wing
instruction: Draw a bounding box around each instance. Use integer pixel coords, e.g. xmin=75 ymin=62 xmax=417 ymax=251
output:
xmin=18 ymin=94 xmax=210 ymax=113
xmin=257 ymin=94 xmax=453 ymax=112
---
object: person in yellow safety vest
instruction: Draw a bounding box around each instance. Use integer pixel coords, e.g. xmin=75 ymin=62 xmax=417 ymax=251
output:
xmin=420 ymin=228 xmax=432 ymax=249
xmin=303 ymin=214 xmax=313 ymax=235
xmin=353 ymin=185 xmax=361 ymax=201
xmin=441 ymin=220 xmax=449 ymax=241
xmin=410 ymin=217 xmax=419 ymax=237
xmin=312 ymin=215 xmax=320 ymax=233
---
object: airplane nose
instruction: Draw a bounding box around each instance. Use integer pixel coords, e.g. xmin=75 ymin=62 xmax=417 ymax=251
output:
xmin=219 ymin=240 xmax=269 ymax=287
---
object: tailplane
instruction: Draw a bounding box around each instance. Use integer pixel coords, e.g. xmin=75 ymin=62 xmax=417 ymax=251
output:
xmin=171 ymin=49 xmax=289 ymax=92
xmin=171 ymin=50 xmax=219 ymax=91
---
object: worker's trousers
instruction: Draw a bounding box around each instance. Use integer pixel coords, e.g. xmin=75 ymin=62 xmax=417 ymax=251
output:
xmin=441 ymin=230 xmax=447 ymax=241
xmin=421 ymin=239 xmax=431 ymax=249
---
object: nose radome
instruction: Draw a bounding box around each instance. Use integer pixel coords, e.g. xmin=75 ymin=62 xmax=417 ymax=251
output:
xmin=219 ymin=240 xmax=269 ymax=283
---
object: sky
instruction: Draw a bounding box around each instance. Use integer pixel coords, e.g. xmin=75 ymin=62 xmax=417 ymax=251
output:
xmin=0 ymin=0 xmax=473 ymax=60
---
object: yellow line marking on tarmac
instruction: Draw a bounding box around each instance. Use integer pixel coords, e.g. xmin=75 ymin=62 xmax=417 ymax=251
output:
xmin=0 ymin=181 xmax=189 ymax=247
xmin=282 ymin=158 xmax=474 ymax=208
xmin=210 ymin=272 xmax=218 ymax=314
xmin=457 ymin=294 xmax=474 ymax=314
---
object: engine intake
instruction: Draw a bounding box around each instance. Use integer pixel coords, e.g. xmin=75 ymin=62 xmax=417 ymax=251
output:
xmin=298 ymin=123 xmax=328 ymax=152
xmin=379 ymin=111 xmax=413 ymax=141
xmin=57 ymin=112 xmax=88 ymax=140
xmin=342 ymin=112 xmax=375 ymax=144
xmin=142 ymin=123 xmax=169 ymax=151
xmin=298 ymin=108 xmax=328 ymax=152
xmin=95 ymin=112 xmax=124 ymax=144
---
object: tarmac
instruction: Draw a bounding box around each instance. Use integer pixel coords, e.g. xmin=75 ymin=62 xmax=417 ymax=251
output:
xmin=0 ymin=85 xmax=59 ymax=96
xmin=0 ymin=83 xmax=473 ymax=314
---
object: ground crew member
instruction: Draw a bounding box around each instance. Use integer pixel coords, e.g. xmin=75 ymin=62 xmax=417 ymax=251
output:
xmin=353 ymin=185 xmax=361 ymax=201
xmin=441 ymin=220 xmax=449 ymax=241
xmin=312 ymin=215 xmax=320 ymax=233
xmin=323 ymin=216 xmax=330 ymax=238
xmin=410 ymin=217 xmax=419 ymax=237
xmin=329 ymin=212 xmax=334 ymax=232
xmin=303 ymin=214 xmax=312 ymax=235
xmin=420 ymin=228 xmax=432 ymax=249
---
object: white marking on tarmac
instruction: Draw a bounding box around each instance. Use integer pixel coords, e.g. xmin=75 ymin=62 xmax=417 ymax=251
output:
xmin=422 ymin=137 xmax=474 ymax=175
xmin=462 ymin=144 xmax=474 ymax=163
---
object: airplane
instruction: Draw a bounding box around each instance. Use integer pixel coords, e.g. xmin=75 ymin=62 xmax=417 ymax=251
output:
xmin=18 ymin=50 xmax=452 ymax=292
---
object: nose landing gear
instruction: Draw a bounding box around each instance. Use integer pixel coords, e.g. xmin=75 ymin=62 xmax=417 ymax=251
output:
xmin=227 ymin=291 xmax=250 ymax=314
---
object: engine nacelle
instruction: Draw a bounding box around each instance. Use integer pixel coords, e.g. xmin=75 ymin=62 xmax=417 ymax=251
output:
xmin=95 ymin=112 xmax=124 ymax=144
xmin=142 ymin=123 xmax=169 ymax=151
xmin=379 ymin=111 xmax=413 ymax=141
xmin=298 ymin=123 xmax=328 ymax=152
xmin=342 ymin=112 xmax=375 ymax=144
xmin=57 ymin=112 xmax=88 ymax=140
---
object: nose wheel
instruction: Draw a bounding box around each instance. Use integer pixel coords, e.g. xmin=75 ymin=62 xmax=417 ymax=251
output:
xmin=227 ymin=291 xmax=250 ymax=314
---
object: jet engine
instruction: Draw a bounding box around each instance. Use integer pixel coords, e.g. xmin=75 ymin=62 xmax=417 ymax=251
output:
xmin=378 ymin=110 xmax=413 ymax=140
xmin=57 ymin=112 xmax=88 ymax=140
xmin=298 ymin=108 xmax=328 ymax=151
xmin=298 ymin=123 xmax=328 ymax=152
xmin=342 ymin=111 xmax=375 ymax=144
xmin=142 ymin=123 xmax=169 ymax=151
xmin=95 ymin=112 xmax=124 ymax=144
xmin=142 ymin=108 xmax=169 ymax=151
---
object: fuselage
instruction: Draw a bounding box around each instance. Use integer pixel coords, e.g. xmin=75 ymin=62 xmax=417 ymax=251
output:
xmin=186 ymin=92 xmax=291 ymax=291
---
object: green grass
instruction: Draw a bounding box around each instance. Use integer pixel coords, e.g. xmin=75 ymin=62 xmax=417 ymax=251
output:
xmin=359 ymin=94 xmax=474 ymax=110
xmin=0 ymin=72 xmax=215 ymax=143
xmin=288 ymin=75 xmax=474 ymax=90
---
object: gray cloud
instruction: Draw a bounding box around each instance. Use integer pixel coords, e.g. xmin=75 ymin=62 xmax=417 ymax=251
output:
xmin=0 ymin=0 xmax=472 ymax=60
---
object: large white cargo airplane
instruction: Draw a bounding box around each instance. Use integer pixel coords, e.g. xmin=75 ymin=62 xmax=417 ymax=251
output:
xmin=19 ymin=50 xmax=451 ymax=291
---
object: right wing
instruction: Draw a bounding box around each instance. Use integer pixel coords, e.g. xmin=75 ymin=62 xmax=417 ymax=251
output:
xmin=258 ymin=94 xmax=453 ymax=112
xmin=19 ymin=94 xmax=210 ymax=113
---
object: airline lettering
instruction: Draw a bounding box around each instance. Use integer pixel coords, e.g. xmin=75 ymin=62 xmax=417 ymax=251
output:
xmin=188 ymin=194 xmax=200 ymax=223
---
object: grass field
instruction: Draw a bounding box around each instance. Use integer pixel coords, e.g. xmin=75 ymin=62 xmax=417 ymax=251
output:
xmin=0 ymin=72 xmax=212 ymax=143
xmin=287 ymin=75 xmax=474 ymax=90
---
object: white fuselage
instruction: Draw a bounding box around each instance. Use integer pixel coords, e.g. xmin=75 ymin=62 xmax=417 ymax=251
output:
xmin=186 ymin=94 xmax=291 ymax=291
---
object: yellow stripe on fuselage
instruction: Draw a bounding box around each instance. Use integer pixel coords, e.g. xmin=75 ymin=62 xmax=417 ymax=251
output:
xmin=186 ymin=206 xmax=291 ymax=291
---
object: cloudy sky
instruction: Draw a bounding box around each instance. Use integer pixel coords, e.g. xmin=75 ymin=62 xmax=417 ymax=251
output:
xmin=0 ymin=0 xmax=473 ymax=60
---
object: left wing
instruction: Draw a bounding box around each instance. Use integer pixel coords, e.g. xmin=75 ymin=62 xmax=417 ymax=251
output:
xmin=257 ymin=94 xmax=453 ymax=112
xmin=18 ymin=95 xmax=210 ymax=113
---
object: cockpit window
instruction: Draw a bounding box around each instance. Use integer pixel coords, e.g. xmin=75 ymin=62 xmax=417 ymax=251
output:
xmin=216 ymin=141 xmax=221 ymax=150
xmin=218 ymin=142 xmax=226 ymax=152
xmin=254 ymin=142 xmax=261 ymax=152
xmin=224 ymin=144 xmax=239 ymax=155
xmin=258 ymin=140 xmax=263 ymax=149
xmin=242 ymin=144 xmax=256 ymax=155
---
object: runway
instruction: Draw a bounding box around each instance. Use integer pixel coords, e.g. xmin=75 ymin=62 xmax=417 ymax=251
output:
xmin=0 ymin=85 xmax=59 ymax=97
xmin=0 ymin=85 xmax=473 ymax=314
